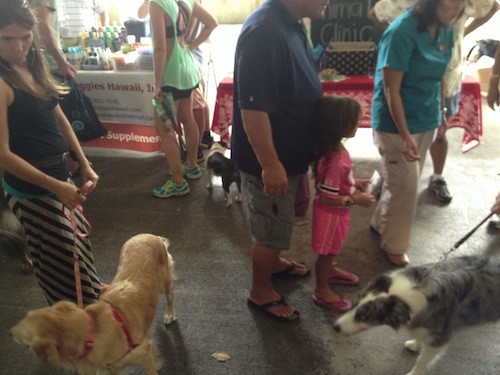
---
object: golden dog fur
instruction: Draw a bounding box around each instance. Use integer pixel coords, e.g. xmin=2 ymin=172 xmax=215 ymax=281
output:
xmin=10 ymin=233 xmax=176 ymax=375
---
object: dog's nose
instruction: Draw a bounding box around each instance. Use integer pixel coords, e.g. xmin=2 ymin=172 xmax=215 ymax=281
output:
xmin=333 ymin=323 xmax=341 ymax=333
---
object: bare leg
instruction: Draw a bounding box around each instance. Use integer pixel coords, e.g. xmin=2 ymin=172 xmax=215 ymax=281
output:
xmin=249 ymin=244 xmax=296 ymax=318
xmin=154 ymin=112 xmax=184 ymax=185
xmin=176 ymin=96 xmax=200 ymax=169
xmin=429 ymin=133 xmax=448 ymax=175
xmin=314 ymin=255 xmax=342 ymax=302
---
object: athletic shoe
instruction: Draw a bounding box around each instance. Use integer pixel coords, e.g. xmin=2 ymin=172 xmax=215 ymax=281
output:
xmin=182 ymin=164 xmax=202 ymax=180
xmin=153 ymin=180 xmax=189 ymax=198
xmin=428 ymin=178 xmax=452 ymax=203
xmin=197 ymin=147 xmax=206 ymax=163
xmin=200 ymin=134 xmax=214 ymax=149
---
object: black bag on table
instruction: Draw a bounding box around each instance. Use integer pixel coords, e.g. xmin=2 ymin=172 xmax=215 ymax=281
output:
xmin=466 ymin=39 xmax=500 ymax=62
xmin=59 ymin=78 xmax=107 ymax=142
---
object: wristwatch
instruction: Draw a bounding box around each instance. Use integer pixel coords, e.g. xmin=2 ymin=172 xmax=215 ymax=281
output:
xmin=344 ymin=195 xmax=355 ymax=206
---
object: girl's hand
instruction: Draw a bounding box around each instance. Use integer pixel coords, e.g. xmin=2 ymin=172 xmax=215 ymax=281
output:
xmin=354 ymin=192 xmax=376 ymax=208
xmin=355 ymin=179 xmax=370 ymax=192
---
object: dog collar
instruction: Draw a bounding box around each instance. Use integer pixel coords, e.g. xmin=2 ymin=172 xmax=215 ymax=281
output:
xmin=79 ymin=313 xmax=95 ymax=359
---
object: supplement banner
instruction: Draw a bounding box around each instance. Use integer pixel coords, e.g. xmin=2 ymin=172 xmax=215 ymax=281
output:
xmin=74 ymin=71 xmax=161 ymax=153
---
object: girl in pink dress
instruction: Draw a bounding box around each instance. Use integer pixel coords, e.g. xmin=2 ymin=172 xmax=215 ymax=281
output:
xmin=311 ymin=95 xmax=376 ymax=312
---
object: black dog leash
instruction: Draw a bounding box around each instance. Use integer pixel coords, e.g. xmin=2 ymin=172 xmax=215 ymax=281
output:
xmin=439 ymin=212 xmax=494 ymax=261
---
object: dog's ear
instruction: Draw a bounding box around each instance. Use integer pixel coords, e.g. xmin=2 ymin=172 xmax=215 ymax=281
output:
xmin=366 ymin=275 xmax=393 ymax=294
xmin=382 ymin=295 xmax=411 ymax=329
xmin=32 ymin=337 xmax=59 ymax=363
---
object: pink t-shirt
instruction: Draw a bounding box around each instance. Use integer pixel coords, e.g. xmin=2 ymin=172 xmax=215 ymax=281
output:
xmin=314 ymin=147 xmax=355 ymax=213
xmin=312 ymin=147 xmax=355 ymax=255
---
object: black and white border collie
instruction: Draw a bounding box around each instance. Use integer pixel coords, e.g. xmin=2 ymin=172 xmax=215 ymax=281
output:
xmin=334 ymin=256 xmax=500 ymax=375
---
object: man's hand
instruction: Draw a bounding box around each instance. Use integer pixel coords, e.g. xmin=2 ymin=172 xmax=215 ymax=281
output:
xmin=261 ymin=162 xmax=287 ymax=197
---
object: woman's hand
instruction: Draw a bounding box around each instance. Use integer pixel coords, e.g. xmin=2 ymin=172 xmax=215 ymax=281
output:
xmin=53 ymin=180 xmax=87 ymax=210
xmin=487 ymin=76 xmax=499 ymax=110
xmin=491 ymin=192 xmax=500 ymax=214
xmin=401 ymin=135 xmax=420 ymax=162
xmin=153 ymin=86 xmax=164 ymax=102
xmin=436 ymin=115 xmax=448 ymax=140
xmin=79 ymin=162 xmax=99 ymax=194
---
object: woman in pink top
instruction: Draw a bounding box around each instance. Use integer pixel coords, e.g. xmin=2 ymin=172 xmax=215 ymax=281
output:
xmin=311 ymin=96 xmax=376 ymax=313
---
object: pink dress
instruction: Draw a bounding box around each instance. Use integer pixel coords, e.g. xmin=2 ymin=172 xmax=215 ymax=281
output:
xmin=312 ymin=147 xmax=355 ymax=256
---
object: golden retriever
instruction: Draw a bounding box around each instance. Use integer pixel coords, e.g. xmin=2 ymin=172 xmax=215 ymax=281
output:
xmin=10 ymin=233 xmax=176 ymax=375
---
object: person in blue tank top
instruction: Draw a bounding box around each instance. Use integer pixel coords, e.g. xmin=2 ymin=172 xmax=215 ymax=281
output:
xmin=370 ymin=0 xmax=466 ymax=266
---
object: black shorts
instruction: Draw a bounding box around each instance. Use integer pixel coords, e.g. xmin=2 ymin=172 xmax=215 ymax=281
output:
xmin=161 ymin=85 xmax=198 ymax=100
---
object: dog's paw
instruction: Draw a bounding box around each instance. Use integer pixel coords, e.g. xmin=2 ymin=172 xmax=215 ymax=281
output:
xmin=235 ymin=194 xmax=242 ymax=202
xmin=404 ymin=339 xmax=420 ymax=352
xmin=206 ymin=182 xmax=213 ymax=189
xmin=163 ymin=314 xmax=177 ymax=325
xmin=224 ymin=193 xmax=233 ymax=208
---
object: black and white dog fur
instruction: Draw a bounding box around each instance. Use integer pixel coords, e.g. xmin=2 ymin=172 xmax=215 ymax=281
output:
xmin=206 ymin=142 xmax=241 ymax=207
xmin=333 ymin=256 xmax=500 ymax=375
xmin=0 ymin=193 xmax=32 ymax=272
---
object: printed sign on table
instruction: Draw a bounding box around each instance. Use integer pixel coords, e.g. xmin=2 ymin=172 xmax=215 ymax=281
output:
xmin=74 ymin=71 xmax=161 ymax=153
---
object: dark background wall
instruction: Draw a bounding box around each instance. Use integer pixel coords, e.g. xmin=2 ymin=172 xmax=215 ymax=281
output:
xmin=311 ymin=0 xmax=380 ymax=47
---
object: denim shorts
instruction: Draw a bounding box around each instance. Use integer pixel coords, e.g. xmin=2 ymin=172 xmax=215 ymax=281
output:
xmin=241 ymin=171 xmax=300 ymax=250
xmin=445 ymin=93 xmax=460 ymax=118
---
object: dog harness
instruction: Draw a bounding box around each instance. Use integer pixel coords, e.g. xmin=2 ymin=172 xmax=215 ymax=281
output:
xmin=79 ymin=309 xmax=138 ymax=364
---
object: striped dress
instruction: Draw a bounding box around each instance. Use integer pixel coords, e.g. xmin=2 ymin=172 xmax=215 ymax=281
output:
xmin=6 ymin=194 xmax=101 ymax=305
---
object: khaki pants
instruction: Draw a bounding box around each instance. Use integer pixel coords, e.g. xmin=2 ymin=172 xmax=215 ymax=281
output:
xmin=370 ymin=129 xmax=435 ymax=255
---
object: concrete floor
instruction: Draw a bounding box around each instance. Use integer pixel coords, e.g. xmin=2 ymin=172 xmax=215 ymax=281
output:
xmin=1 ymin=99 xmax=499 ymax=375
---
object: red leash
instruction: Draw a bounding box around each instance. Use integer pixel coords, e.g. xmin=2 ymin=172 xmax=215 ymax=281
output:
xmin=63 ymin=203 xmax=92 ymax=308
xmin=64 ymin=181 xmax=93 ymax=308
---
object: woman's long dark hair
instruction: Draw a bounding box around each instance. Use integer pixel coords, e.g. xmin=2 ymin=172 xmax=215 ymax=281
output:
xmin=311 ymin=95 xmax=362 ymax=178
xmin=0 ymin=0 xmax=67 ymax=99
xmin=413 ymin=0 xmax=465 ymax=32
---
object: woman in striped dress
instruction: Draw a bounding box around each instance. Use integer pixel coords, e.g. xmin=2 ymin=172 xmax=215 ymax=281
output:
xmin=0 ymin=0 xmax=101 ymax=306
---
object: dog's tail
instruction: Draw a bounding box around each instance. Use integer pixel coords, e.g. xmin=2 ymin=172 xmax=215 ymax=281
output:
xmin=157 ymin=236 xmax=174 ymax=274
xmin=0 ymin=196 xmax=31 ymax=272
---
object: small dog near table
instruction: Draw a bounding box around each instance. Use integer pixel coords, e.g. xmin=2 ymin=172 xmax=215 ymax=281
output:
xmin=206 ymin=142 xmax=241 ymax=207
xmin=333 ymin=256 xmax=500 ymax=375
xmin=11 ymin=233 xmax=176 ymax=375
